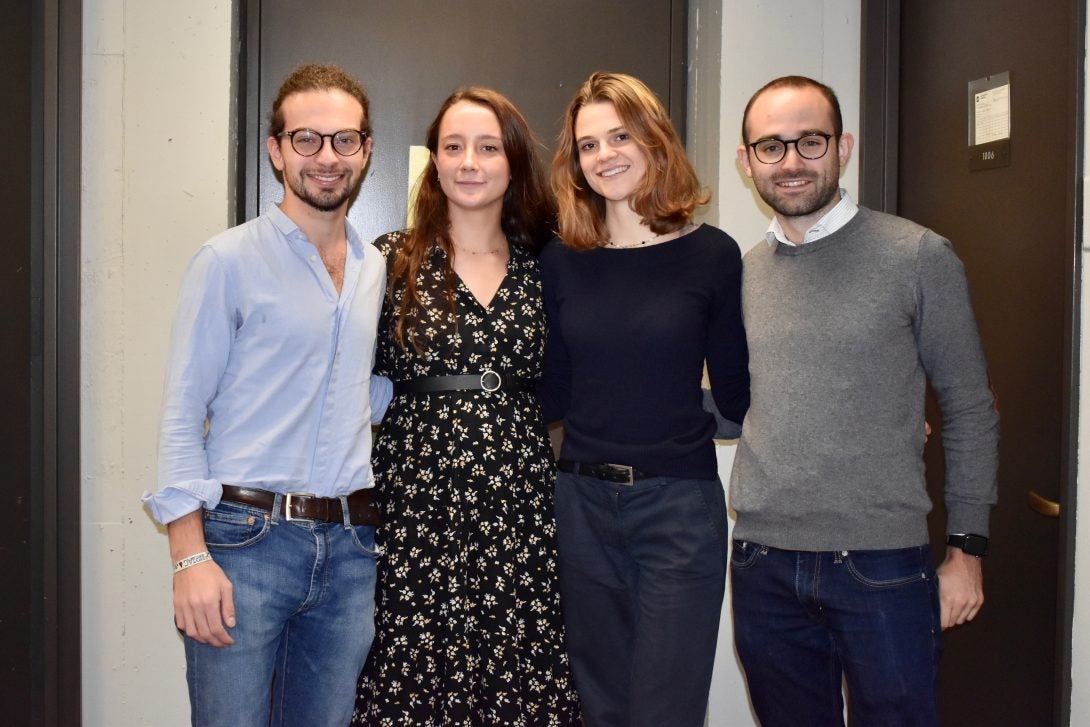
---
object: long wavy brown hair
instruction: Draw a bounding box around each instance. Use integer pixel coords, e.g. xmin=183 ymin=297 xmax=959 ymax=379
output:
xmin=389 ymin=87 xmax=555 ymax=351
xmin=551 ymin=72 xmax=709 ymax=251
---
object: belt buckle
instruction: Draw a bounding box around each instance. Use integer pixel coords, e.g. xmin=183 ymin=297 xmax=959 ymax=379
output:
xmin=480 ymin=368 xmax=502 ymax=392
xmin=283 ymin=492 xmax=316 ymax=522
xmin=605 ymin=464 xmax=635 ymax=486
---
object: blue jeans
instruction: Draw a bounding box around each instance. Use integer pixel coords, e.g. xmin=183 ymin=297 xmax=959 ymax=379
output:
xmin=183 ymin=497 xmax=378 ymax=727
xmin=730 ymin=542 xmax=942 ymax=727
xmin=554 ymin=472 xmax=729 ymax=727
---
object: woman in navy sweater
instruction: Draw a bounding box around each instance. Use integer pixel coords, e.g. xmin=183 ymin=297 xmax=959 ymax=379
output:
xmin=540 ymin=72 xmax=750 ymax=727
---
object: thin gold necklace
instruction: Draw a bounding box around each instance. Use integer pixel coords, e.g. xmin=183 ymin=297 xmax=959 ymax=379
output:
xmin=452 ymin=241 xmax=506 ymax=256
xmin=605 ymin=223 xmax=694 ymax=249
xmin=605 ymin=233 xmax=665 ymax=249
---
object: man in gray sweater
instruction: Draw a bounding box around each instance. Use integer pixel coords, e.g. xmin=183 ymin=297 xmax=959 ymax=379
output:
xmin=728 ymin=75 xmax=999 ymax=726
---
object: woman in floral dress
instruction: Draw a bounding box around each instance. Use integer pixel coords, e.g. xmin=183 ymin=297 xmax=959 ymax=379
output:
xmin=353 ymin=87 xmax=580 ymax=726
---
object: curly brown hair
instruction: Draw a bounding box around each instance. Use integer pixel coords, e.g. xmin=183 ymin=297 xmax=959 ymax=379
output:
xmin=389 ymin=87 xmax=555 ymax=351
xmin=551 ymin=72 xmax=708 ymax=251
xmin=267 ymin=63 xmax=372 ymax=138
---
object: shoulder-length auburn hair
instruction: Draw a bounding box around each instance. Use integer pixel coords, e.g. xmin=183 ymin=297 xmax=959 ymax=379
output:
xmin=389 ymin=87 xmax=555 ymax=351
xmin=551 ymin=72 xmax=709 ymax=251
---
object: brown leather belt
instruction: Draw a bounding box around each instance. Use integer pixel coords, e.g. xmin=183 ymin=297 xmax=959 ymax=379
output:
xmin=220 ymin=484 xmax=380 ymax=526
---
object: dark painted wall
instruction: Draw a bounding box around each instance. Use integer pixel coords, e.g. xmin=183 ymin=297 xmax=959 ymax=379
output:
xmin=1 ymin=2 xmax=37 ymax=722
xmin=245 ymin=0 xmax=686 ymax=241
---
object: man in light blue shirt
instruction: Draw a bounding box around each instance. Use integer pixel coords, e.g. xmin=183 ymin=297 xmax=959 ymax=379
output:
xmin=144 ymin=64 xmax=387 ymax=727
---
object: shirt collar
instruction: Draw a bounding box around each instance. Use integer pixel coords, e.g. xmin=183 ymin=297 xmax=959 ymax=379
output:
xmin=764 ymin=189 xmax=859 ymax=247
xmin=267 ymin=203 xmax=364 ymax=254
xmin=267 ymin=203 xmax=300 ymax=237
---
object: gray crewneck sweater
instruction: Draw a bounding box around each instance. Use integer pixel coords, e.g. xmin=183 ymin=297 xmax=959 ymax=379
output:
xmin=730 ymin=207 xmax=999 ymax=551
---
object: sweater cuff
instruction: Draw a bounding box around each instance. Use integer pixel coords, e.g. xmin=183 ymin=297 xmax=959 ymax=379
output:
xmin=945 ymin=501 xmax=992 ymax=539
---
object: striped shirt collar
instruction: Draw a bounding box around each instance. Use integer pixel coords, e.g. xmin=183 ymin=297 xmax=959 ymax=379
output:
xmin=765 ymin=189 xmax=859 ymax=247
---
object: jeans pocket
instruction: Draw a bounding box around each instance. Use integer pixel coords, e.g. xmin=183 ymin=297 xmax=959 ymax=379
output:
xmin=347 ymin=523 xmax=381 ymax=558
xmin=203 ymin=502 xmax=271 ymax=550
xmin=844 ymin=547 xmax=930 ymax=588
xmin=729 ymin=539 xmax=763 ymax=570
xmin=693 ymin=477 xmax=730 ymax=544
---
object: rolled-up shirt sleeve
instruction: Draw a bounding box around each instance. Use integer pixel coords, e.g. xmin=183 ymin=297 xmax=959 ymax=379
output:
xmin=143 ymin=246 xmax=235 ymax=525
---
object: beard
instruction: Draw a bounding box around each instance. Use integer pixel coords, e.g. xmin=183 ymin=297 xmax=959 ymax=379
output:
xmin=286 ymin=167 xmax=357 ymax=212
xmin=755 ymin=169 xmax=840 ymax=219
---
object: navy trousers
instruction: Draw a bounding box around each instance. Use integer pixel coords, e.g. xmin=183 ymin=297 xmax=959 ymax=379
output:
xmin=554 ymin=471 xmax=729 ymax=727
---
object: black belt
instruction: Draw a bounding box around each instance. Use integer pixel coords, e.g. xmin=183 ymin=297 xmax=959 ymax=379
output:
xmin=394 ymin=370 xmax=533 ymax=395
xmin=557 ymin=459 xmax=656 ymax=485
xmin=220 ymin=485 xmax=381 ymax=526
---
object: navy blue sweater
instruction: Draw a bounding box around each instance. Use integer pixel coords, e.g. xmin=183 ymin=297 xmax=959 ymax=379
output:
xmin=539 ymin=224 xmax=749 ymax=479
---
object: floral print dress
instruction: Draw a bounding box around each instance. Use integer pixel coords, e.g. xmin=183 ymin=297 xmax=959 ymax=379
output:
xmin=353 ymin=231 xmax=580 ymax=726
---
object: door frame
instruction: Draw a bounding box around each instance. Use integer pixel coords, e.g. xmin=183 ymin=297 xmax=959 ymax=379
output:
xmin=859 ymin=2 xmax=1083 ymax=723
xmin=233 ymin=0 xmax=689 ymax=227
xmin=3 ymin=0 xmax=84 ymax=724
xmin=34 ymin=0 xmax=84 ymax=723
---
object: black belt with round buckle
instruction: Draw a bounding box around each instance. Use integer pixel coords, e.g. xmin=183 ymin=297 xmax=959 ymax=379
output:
xmin=394 ymin=369 xmax=532 ymax=395
xmin=556 ymin=459 xmax=655 ymax=486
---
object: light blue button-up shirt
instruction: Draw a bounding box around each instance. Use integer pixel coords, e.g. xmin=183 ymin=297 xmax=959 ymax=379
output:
xmin=144 ymin=205 xmax=387 ymax=525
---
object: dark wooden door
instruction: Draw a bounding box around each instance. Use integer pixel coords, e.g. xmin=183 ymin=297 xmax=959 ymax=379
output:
xmin=885 ymin=1 xmax=1081 ymax=724
xmin=241 ymin=0 xmax=687 ymax=241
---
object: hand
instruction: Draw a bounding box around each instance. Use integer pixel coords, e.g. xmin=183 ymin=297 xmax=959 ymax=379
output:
xmin=936 ymin=546 xmax=984 ymax=630
xmin=173 ymin=558 xmax=237 ymax=647
xmin=167 ymin=510 xmax=236 ymax=647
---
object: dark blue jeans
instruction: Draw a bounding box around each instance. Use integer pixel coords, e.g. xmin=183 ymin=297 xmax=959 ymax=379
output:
xmin=730 ymin=542 xmax=942 ymax=727
xmin=554 ymin=472 xmax=729 ymax=727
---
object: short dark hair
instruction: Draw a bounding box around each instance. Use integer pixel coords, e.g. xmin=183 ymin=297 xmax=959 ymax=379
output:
xmin=741 ymin=75 xmax=842 ymax=143
xmin=267 ymin=63 xmax=371 ymax=138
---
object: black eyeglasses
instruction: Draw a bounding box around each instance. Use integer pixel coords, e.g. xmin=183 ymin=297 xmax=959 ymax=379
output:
xmin=277 ymin=128 xmax=368 ymax=157
xmin=747 ymin=133 xmax=835 ymax=164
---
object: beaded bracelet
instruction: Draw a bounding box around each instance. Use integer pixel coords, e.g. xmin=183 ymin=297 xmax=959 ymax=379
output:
xmin=173 ymin=550 xmax=213 ymax=574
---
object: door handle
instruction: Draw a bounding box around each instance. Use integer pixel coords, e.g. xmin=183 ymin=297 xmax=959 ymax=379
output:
xmin=1028 ymin=490 xmax=1060 ymax=517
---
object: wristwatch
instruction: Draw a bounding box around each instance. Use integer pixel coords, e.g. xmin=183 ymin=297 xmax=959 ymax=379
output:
xmin=947 ymin=533 xmax=988 ymax=557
